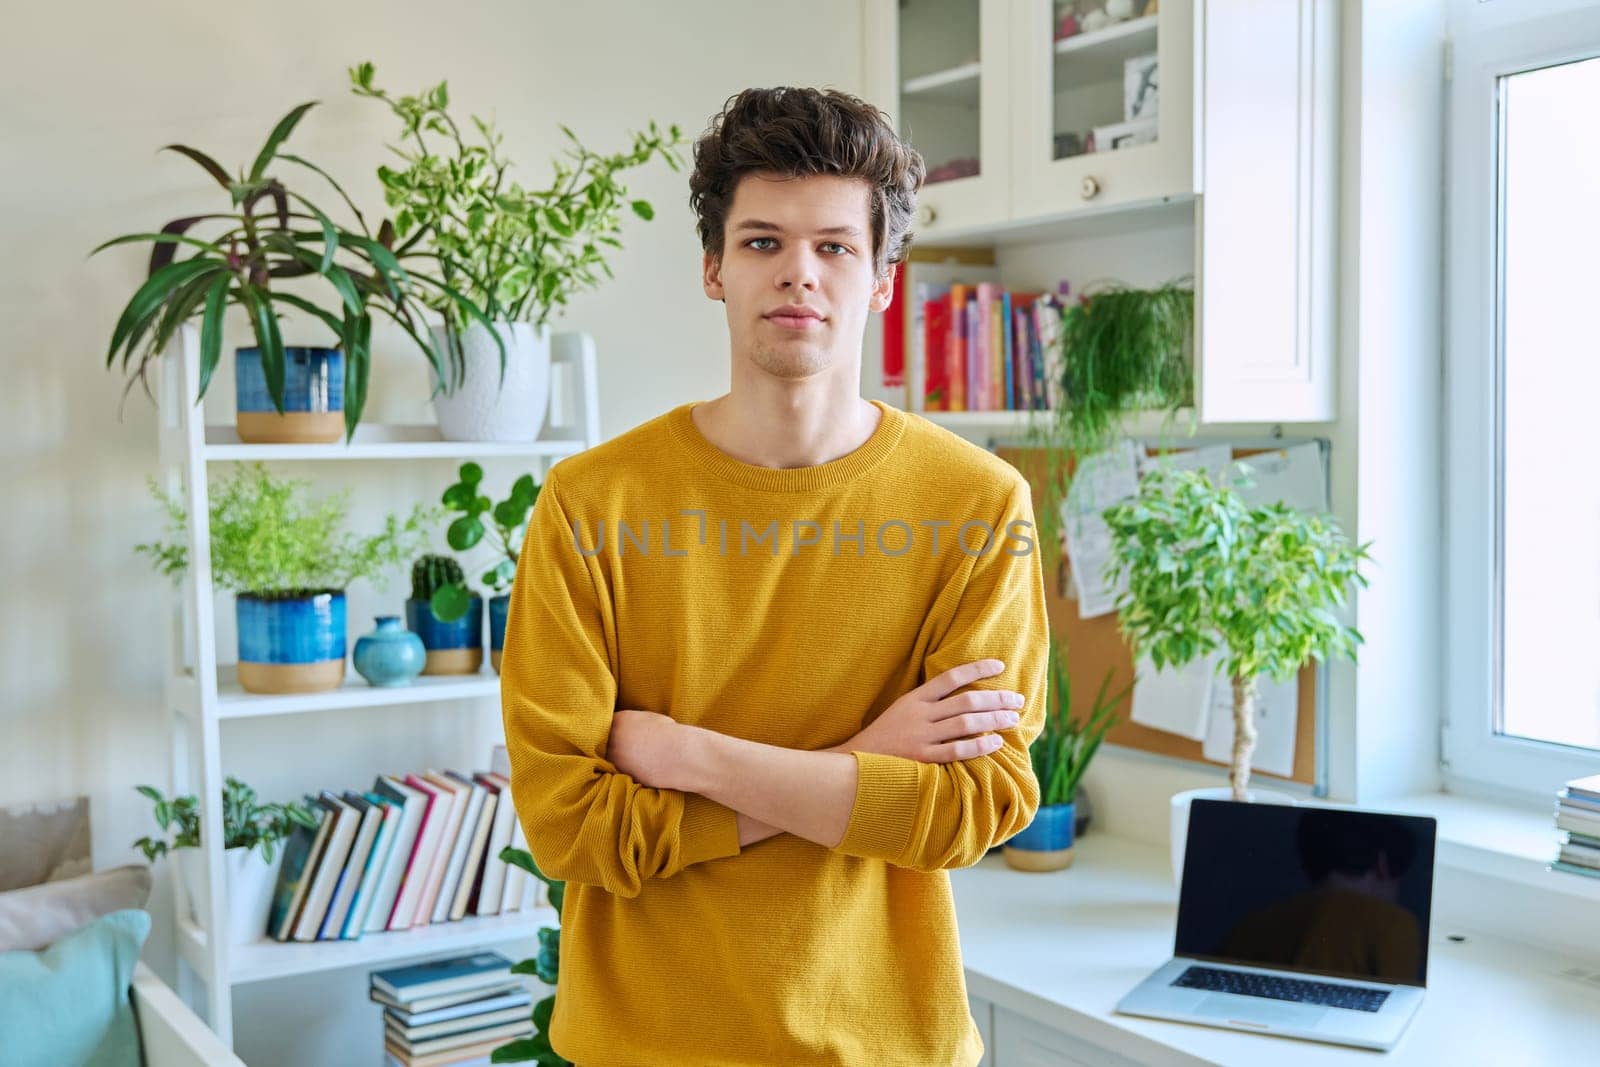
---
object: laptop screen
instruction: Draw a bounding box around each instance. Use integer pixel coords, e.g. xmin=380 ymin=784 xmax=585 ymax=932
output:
xmin=1174 ymin=800 xmax=1437 ymax=987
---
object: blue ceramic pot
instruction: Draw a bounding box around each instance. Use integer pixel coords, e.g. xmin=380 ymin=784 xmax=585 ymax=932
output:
xmin=353 ymin=616 xmax=426 ymax=687
xmin=406 ymin=595 xmax=484 ymax=675
xmin=1002 ymin=801 xmax=1077 ymax=871
xmin=489 ymin=594 xmax=510 ymax=673
xmin=235 ymin=592 xmax=346 ymax=694
xmin=235 ymin=346 xmax=344 ymax=444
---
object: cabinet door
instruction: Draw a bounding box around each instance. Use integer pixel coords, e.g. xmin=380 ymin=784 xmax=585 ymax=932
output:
xmin=863 ymin=0 xmax=1012 ymax=236
xmin=1196 ymin=0 xmax=1337 ymax=422
xmin=1009 ymin=0 xmax=1197 ymax=221
xmin=991 ymin=1006 xmax=1144 ymax=1067
xmin=968 ymin=991 xmax=994 ymax=1067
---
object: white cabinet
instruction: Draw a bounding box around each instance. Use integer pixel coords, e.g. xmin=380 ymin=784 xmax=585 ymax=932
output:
xmin=1009 ymin=0 xmax=1197 ymax=221
xmin=864 ymin=0 xmax=1196 ymax=239
xmin=1196 ymin=0 xmax=1339 ymax=422
xmin=991 ymin=1005 xmax=1144 ymax=1067
xmin=969 ymin=991 xmax=995 ymax=1067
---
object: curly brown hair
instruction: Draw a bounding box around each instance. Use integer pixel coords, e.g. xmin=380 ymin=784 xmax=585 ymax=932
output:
xmin=688 ymin=86 xmax=926 ymax=281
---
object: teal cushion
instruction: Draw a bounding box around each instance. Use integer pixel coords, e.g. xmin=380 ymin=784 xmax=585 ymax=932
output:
xmin=0 ymin=907 xmax=149 ymax=1067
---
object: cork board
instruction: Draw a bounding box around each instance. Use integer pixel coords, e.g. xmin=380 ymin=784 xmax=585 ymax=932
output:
xmin=995 ymin=442 xmax=1321 ymax=787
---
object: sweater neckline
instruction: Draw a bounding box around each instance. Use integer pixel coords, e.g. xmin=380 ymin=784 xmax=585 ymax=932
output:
xmin=668 ymin=399 xmax=907 ymax=493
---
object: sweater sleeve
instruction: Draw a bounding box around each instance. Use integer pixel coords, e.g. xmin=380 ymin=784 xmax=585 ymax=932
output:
xmin=832 ymin=477 xmax=1048 ymax=872
xmin=500 ymin=466 xmax=742 ymax=898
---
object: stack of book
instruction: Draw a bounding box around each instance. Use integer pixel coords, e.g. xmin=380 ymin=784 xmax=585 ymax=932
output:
xmin=1553 ymin=774 xmax=1600 ymax=880
xmin=264 ymin=752 xmax=545 ymax=944
xmin=372 ymin=952 xmax=534 ymax=1066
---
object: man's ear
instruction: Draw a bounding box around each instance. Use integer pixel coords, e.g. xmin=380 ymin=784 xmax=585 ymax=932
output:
xmin=703 ymin=250 xmax=725 ymax=303
xmin=867 ymin=262 xmax=896 ymax=314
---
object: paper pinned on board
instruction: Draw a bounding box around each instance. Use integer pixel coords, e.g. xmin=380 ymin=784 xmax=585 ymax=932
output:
xmin=1227 ymin=441 xmax=1327 ymax=514
xmin=1137 ymin=442 xmax=1233 ymax=483
xmin=1130 ymin=652 xmax=1218 ymax=741
xmin=1061 ymin=440 xmax=1143 ymax=619
xmin=1202 ymin=673 xmax=1299 ymax=778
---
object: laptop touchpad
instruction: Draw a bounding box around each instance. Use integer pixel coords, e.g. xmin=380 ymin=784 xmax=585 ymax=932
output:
xmin=1194 ymin=994 xmax=1329 ymax=1029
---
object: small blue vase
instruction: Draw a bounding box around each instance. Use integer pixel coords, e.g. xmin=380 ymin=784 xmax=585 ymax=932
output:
xmin=489 ymin=594 xmax=510 ymax=674
xmin=1003 ymin=801 xmax=1077 ymax=871
xmin=353 ymin=616 xmax=426 ymax=687
xmin=406 ymin=596 xmax=484 ymax=675
xmin=235 ymin=345 xmax=344 ymax=444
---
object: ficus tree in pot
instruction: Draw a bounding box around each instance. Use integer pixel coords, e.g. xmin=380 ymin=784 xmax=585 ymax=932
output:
xmin=1100 ymin=463 xmax=1372 ymax=800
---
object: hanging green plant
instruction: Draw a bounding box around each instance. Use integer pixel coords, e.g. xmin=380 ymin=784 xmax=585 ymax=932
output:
xmin=1024 ymin=276 xmax=1197 ymax=574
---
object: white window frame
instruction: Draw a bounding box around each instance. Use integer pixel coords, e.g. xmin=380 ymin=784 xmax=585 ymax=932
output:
xmin=1444 ymin=0 xmax=1600 ymax=799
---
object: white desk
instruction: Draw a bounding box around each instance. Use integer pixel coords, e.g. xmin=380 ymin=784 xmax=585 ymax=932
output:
xmin=949 ymin=834 xmax=1600 ymax=1066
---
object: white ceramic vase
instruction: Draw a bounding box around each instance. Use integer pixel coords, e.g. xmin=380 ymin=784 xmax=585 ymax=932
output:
xmin=429 ymin=321 xmax=553 ymax=442
xmin=1169 ymin=785 xmax=1299 ymax=886
xmin=176 ymin=845 xmax=284 ymax=945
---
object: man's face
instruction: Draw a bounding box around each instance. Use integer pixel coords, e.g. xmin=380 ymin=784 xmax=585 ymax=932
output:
xmin=702 ymin=172 xmax=895 ymax=384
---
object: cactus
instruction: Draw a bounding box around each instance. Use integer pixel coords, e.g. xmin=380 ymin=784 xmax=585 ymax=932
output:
xmin=411 ymin=553 xmax=464 ymax=602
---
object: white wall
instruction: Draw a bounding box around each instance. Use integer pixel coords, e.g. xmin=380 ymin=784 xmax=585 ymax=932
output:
xmin=1 ymin=2 xmax=862 ymax=1063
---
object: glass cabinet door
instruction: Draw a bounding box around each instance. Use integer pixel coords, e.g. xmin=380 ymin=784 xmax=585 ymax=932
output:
xmin=868 ymin=0 xmax=1011 ymax=235
xmin=1012 ymin=0 xmax=1196 ymax=218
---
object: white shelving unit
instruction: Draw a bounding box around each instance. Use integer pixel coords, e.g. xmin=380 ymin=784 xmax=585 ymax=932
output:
xmin=153 ymin=323 xmax=598 ymax=1048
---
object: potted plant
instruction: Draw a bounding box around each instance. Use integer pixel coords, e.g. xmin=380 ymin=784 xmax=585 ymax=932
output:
xmin=1022 ymin=277 xmax=1196 ymax=575
xmin=427 ymin=462 xmax=539 ymax=673
xmin=1002 ymin=635 xmax=1127 ymax=872
xmin=135 ymin=462 xmax=437 ymax=693
xmin=93 ymin=102 xmax=481 ymax=444
xmin=350 ymin=62 xmax=687 ymax=442
xmin=492 ymin=846 xmax=566 ymax=1066
xmin=407 ymin=554 xmax=483 ymax=676
xmin=133 ymin=778 xmax=318 ymax=945
xmin=1101 ymin=462 xmax=1372 ymax=881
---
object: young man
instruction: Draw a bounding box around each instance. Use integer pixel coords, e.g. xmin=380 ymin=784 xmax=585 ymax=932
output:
xmin=500 ymin=86 xmax=1049 ymax=1066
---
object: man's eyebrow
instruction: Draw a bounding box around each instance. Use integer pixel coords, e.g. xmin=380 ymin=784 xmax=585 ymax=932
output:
xmin=731 ymin=219 xmax=865 ymax=238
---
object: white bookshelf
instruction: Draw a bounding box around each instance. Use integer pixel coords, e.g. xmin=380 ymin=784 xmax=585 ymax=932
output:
xmin=154 ymin=323 xmax=598 ymax=1048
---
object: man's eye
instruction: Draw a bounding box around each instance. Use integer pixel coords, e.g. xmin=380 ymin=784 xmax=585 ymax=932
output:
xmin=745 ymin=238 xmax=850 ymax=254
xmin=748 ymin=237 xmax=776 ymax=250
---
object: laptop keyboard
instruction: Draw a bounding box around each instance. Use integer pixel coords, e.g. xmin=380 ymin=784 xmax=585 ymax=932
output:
xmin=1173 ymin=965 xmax=1391 ymax=1013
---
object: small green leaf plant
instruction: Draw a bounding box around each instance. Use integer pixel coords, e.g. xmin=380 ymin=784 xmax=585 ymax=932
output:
xmin=425 ymin=462 xmax=540 ymax=621
xmin=491 ymin=846 xmax=567 ymax=1066
xmin=1101 ymin=462 xmax=1372 ymax=800
xmin=133 ymin=779 xmax=319 ymax=865
xmin=1031 ymin=634 xmax=1130 ymax=808
xmin=134 ymin=462 xmax=438 ymax=597
xmin=91 ymin=102 xmax=482 ymax=441
xmin=350 ymin=62 xmax=687 ymax=393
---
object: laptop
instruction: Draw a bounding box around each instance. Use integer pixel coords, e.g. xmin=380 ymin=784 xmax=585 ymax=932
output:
xmin=1116 ymin=799 xmax=1438 ymax=1052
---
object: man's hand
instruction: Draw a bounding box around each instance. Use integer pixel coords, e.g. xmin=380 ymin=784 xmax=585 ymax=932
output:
xmin=606 ymin=709 xmax=689 ymax=790
xmin=846 ymin=658 xmax=1024 ymax=762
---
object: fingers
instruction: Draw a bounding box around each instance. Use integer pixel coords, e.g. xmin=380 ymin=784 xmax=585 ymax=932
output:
xmin=937 ymin=708 xmax=1023 ymax=742
xmin=926 ymin=732 xmax=1006 ymax=763
xmin=931 ymin=687 xmax=1025 ymax=720
xmin=921 ymin=658 xmax=1006 ymax=701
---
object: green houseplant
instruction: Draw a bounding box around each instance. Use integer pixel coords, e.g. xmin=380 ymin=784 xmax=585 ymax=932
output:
xmin=405 ymin=552 xmax=484 ymax=677
xmin=349 ymin=62 xmax=686 ymax=441
xmin=135 ymin=462 xmax=437 ymax=693
xmin=1022 ymin=277 xmax=1197 ymax=575
xmin=492 ymin=847 xmax=566 ymax=1065
xmin=92 ymin=102 xmax=480 ymax=443
xmin=1003 ymin=634 xmax=1127 ymax=872
xmin=1101 ymin=462 xmax=1372 ymax=801
xmin=133 ymin=779 xmax=319 ymax=945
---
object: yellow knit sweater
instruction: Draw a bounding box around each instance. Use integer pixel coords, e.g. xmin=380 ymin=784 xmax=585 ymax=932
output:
xmin=501 ymin=399 xmax=1049 ymax=1067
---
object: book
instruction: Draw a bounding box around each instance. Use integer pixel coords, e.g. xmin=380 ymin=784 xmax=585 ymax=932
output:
xmin=1555 ymin=806 xmax=1600 ymax=839
xmin=384 ymin=988 xmax=532 ymax=1029
xmin=1567 ymin=773 xmax=1600 ymax=803
xmin=1551 ymin=860 xmax=1600 ymax=880
xmin=450 ymin=777 xmax=499 ymax=921
xmin=883 ymin=260 xmax=905 ymax=388
xmin=1558 ymin=789 xmax=1600 ymax=814
xmin=389 ymin=774 xmax=447 ymax=930
xmin=920 ymin=291 xmax=951 ymax=412
xmin=500 ymin=810 xmax=530 ymax=914
xmin=267 ymin=800 xmax=332 ymax=942
xmin=294 ymin=792 xmax=359 ymax=942
xmin=415 ymin=772 xmax=470 ymax=926
xmin=432 ymin=772 xmax=486 ymax=924
xmin=948 ymin=285 xmax=971 ymax=410
xmin=383 ymin=1036 xmax=503 ymax=1067
xmin=366 ymin=776 xmax=427 ymax=934
xmin=319 ymin=792 xmax=383 ymax=940
xmin=342 ymin=791 xmax=399 ymax=939
xmin=386 ymin=1004 xmax=533 ymax=1042
xmin=470 ymin=773 xmax=517 ymax=916
xmin=371 ymin=952 xmax=514 ymax=1004
xmin=370 ymin=980 xmax=526 ymax=1015
xmin=386 ymin=1019 xmax=531 ymax=1058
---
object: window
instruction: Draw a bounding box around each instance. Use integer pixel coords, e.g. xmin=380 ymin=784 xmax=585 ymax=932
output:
xmin=1445 ymin=2 xmax=1600 ymax=797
